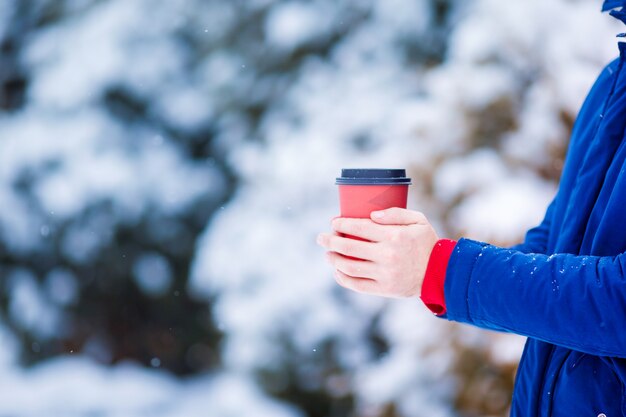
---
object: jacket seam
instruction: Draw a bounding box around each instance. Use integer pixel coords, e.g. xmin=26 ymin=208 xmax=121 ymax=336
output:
xmin=546 ymin=351 xmax=572 ymax=417
xmin=539 ymin=345 xmax=557 ymax=417
xmin=464 ymin=244 xmax=486 ymax=324
xmin=566 ymin=58 xmax=625 ymax=254
xmin=611 ymin=359 xmax=626 ymax=417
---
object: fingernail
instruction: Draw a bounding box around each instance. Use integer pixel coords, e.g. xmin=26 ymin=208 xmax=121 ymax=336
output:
xmin=371 ymin=211 xmax=384 ymax=218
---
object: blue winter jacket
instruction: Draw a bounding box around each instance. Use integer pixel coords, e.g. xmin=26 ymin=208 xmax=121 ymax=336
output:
xmin=443 ymin=3 xmax=626 ymax=416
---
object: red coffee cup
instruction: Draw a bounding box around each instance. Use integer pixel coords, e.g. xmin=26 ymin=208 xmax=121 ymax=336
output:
xmin=336 ymin=168 xmax=411 ymax=219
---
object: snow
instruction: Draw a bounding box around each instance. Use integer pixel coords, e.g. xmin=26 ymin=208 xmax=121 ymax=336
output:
xmin=0 ymin=1 xmax=13 ymax=40
xmin=133 ymin=252 xmax=174 ymax=297
xmin=0 ymin=320 xmax=19 ymax=370
xmin=153 ymin=85 xmax=214 ymax=132
xmin=264 ymin=2 xmax=329 ymax=50
xmin=450 ymin=175 xmax=556 ymax=245
xmin=44 ymin=268 xmax=79 ymax=306
xmin=0 ymin=108 xmax=222 ymax=255
xmin=0 ymin=357 xmax=304 ymax=417
xmin=0 ymin=0 xmax=624 ymax=415
xmin=434 ymin=150 xmax=556 ymax=244
xmin=7 ymin=269 xmax=61 ymax=339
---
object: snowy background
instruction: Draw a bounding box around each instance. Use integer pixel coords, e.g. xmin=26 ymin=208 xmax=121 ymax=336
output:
xmin=0 ymin=0 xmax=622 ymax=416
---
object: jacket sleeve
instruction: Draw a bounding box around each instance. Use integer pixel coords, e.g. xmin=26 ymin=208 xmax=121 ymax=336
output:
xmin=444 ymin=238 xmax=626 ymax=358
xmin=509 ymin=198 xmax=556 ymax=254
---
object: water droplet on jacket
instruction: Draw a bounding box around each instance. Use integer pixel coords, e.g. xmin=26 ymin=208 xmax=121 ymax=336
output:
xmin=151 ymin=357 xmax=161 ymax=367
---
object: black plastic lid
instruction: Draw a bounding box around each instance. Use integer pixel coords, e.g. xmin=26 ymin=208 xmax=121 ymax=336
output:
xmin=336 ymin=168 xmax=412 ymax=185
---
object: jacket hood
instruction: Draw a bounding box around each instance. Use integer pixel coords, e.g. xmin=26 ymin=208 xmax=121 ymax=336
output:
xmin=603 ymin=0 xmax=626 ymax=28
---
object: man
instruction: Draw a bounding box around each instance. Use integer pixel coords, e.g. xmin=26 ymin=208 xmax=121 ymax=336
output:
xmin=317 ymin=1 xmax=626 ymax=415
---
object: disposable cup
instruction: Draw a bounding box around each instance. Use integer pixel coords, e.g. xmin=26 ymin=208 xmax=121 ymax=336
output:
xmin=335 ymin=169 xmax=411 ymax=256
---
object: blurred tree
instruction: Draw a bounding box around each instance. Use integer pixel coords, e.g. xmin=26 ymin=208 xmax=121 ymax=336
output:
xmin=0 ymin=0 xmax=234 ymax=375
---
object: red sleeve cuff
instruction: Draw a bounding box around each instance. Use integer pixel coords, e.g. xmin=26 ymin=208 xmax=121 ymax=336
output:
xmin=420 ymin=239 xmax=457 ymax=316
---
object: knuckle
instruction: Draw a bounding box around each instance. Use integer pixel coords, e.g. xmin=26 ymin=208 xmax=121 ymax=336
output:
xmin=339 ymin=241 xmax=356 ymax=255
xmin=379 ymin=228 xmax=392 ymax=240
xmin=335 ymin=237 xmax=350 ymax=252
xmin=351 ymin=222 xmax=364 ymax=235
xmin=403 ymin=228 xmax=419 ymax=244
xmin=389 ymin=229 xmax=403 ymax=243
xmin=342 ymin=262 xmax=358 ymax=277
xmin=397 ymin=227 xmax=410 ymax=240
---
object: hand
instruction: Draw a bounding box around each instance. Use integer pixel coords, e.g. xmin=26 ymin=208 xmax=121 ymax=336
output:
xmin=316 ymin=208 xmax=439 ymax=298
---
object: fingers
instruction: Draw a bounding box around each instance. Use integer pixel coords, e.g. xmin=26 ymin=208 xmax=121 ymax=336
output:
xmin=317 ymin=233 xmax=378 ymax=261
xmin=330 ymin=217 xmax=388 ymax=242
xmin=334 ymin=270 xmax=379 ymax=295
xmin=326 ymin=251 xmax=379 ymax=279
xmin=370 ymin=207 xmax=427 ymax=226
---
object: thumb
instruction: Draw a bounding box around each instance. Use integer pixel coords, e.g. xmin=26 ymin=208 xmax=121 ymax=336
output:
xmin=370 ymin=207 xmax=427 ymax=225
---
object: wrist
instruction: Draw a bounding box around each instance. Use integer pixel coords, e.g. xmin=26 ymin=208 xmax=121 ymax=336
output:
xmin=420 ymin=238 xmax=457 ymax=315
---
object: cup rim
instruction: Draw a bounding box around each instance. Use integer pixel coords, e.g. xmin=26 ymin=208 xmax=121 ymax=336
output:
xmin=336 ymin=168 xmax=411 ymax=185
